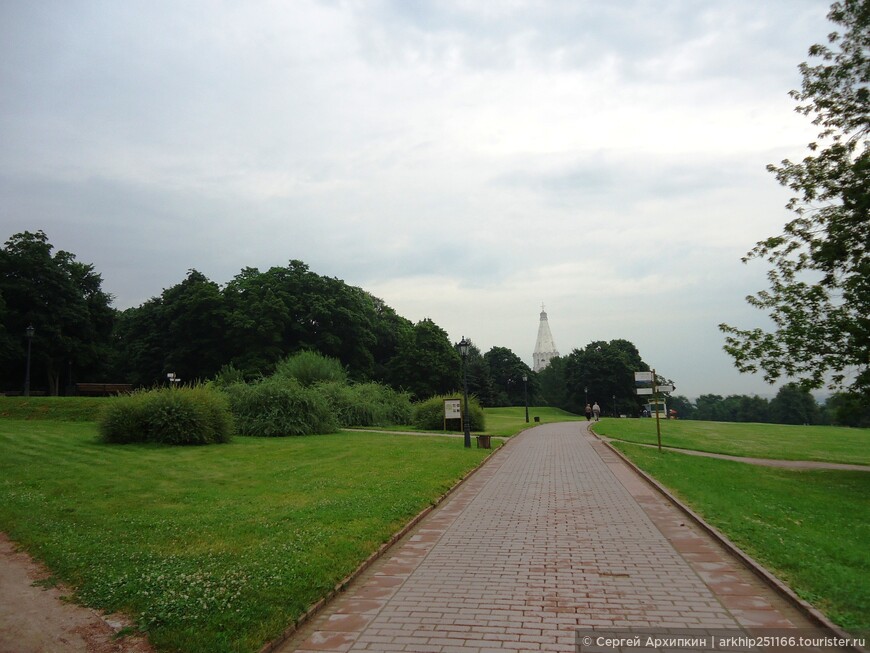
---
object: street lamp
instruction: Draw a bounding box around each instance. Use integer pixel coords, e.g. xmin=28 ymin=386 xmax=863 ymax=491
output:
xmin=584 ymin=386 xmax=588 ymax=406
xmin=24 ymin=325 xmax=34 ymax=397
xmin=522 ymin=374 xmax=529 ymax=423
xmin=457 ymin=336 xmax=471 ymax=448
xmin=612 ymin=394 xmax=616 ymax=418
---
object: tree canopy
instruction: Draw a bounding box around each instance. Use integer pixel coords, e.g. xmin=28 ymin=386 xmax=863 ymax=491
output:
xmin=539 ymin=339 xmax=651 ymax=415
xmin=720 ymin=0 xmax=870 ymax=393
xmin=112 ymin=262 xmax=425 ymax=388
xmin=0 ymin=230 xmax=114 ymax=394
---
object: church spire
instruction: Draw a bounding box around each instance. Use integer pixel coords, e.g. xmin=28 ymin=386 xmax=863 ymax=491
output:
xmin=533 ymin=304 xmax=559 ymax=372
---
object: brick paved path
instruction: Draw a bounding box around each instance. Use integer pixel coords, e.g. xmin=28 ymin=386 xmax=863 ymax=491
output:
xmin=277 ymin=422 xmax=815 ymax=653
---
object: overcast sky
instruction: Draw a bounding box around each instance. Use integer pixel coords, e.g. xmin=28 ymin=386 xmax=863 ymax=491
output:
xmin=1 ymin=0 xmax=835 ymax=398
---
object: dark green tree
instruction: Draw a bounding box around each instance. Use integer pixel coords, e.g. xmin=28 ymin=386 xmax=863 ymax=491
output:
xmin=769 ymin=383 xmax=821 ymax=424
xmin=111 ymin=298 xmax=166 ymax=387
xmin=161 ymin=270 xmax=228 ymax=381
xmin=721 ymin=0 xmax=870 ymax=393
xmin=223 ymin=267 xmax=292 ymax=376
xmin=459 ymin=340 xmax=496 ymax=407
xmin=223 ymin=262 xmax=378 ymax=380
xmin=694 ymin=394 xmax=725 ymax=421
xmin=368 ymin=294 xmax=414 ymax=384
xmin=387 ymin=318 xmax=460 ymax=400
xmin=563 ymin=339 xmax=646 ymax=415
xmin=537 ymin=356 xmax=569 ymax=409
xmin=825 ymin=391 xmax=870 ymax=426
xmin=0 ymin=231 xmax=114 ymax=394
xmin=482 ymin=346 xmax=535 ymax=407
xmin=111 ymin=270 xmax=228 ymax=385
xmin=667 ymin=395 xmax=696 ymax=420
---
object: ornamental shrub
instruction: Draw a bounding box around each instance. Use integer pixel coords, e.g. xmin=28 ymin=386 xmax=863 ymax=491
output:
xmin=273 ymin=350 xmax=347 ymax=387
xmin=224 ymin=377 xmax=338 ymax=436
xmin=99 ymin=386 xmax=232 ymax=445
xmin=317 ymin=381 xmax=413 ymax=427
xmin=412 ymin=393 xmax=485 ymax=432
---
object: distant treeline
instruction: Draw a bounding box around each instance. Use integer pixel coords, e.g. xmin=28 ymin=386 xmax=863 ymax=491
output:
xmin=668 ymin=388 xmax=870 ymax=428
xmin=1 ymin=230 xmax=866 ymax=426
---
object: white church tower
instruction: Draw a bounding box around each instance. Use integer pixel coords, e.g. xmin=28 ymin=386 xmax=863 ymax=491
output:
xmin=533 ymin=304 xmax=559 ymax=372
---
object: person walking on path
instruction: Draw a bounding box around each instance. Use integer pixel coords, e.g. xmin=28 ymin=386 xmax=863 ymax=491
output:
xmin=592 ymin=401 xmax=601 ymax=420
xmin=584 ymin=403 xmax=592 ymax=420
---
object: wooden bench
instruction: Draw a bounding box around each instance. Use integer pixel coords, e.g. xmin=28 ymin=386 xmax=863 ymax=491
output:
xmin=75 ymin=383 xmax=133 ymax=396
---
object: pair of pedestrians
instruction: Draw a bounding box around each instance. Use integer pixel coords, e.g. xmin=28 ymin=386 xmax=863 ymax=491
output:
xmin=585 ymin=401 xmax=601 ymax=420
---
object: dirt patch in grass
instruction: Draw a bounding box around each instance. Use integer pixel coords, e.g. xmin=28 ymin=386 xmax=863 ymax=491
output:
xmin=0 ymin=533 xmax=153 ymax=653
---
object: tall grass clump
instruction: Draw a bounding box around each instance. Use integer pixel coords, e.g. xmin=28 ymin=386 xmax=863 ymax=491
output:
xmin=224 ymin=377 xmax=338 ymax=436
xmin=273 ymin=350 xmax=347 ymax=387
xmin=99 ymin=386 xmax=232 ymax=445
xmin=318 ymin=381 xmax=412 ymax=427
xmin=413 ymin=393 xmax=486 ymax=431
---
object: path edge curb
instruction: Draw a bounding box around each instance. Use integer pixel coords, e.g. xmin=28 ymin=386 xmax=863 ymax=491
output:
xmin=257 ymin=433 xmax=515 ymax=653
xmin=595 ymin=433 xmax=865 ymax=652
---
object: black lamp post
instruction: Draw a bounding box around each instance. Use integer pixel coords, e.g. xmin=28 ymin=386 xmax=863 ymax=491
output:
xmin=523 ymin=373 xmax=529 ymax=423
xmin=457 ymin=336 xmax=471 ymax=448
xmin=584 ymin=386 xmax=588 ymax=406
xmin=612 ymin=394 xmax=617 ymax=418
xmin=24 ymin=325 xmax=34 ymax=397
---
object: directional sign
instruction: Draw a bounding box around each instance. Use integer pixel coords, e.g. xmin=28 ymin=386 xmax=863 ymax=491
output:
xmin=656 ymin=384 xmax=675 ymax=393
xmin=634 ymin=372 xmax=654 ymax=382
xmin=636 ymin=388 xmax=653 ymax=395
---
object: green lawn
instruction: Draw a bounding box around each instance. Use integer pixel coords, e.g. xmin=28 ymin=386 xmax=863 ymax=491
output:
xmin=593 ymin=417 xmax=870 ymax=465
xmin=0 ymin=419 xmax=490 ymax=653
xmin=483 ymin=406 xmax=584 ymax=437
xmin=611 ymin=442 xmax=870 ymax=631
xmin=0 ymin=396 xmax=111 ymax=421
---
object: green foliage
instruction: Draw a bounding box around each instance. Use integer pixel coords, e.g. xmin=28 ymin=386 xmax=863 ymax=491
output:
xmin=483 ymin=346 xmax=535 ymax=407
xmin=537 ymin=356 xmax=569 ymax=408
xmin=721 ymin=1 xmax=870 ymax=393
xmin=209 ymin=363 xmax=246 ymax=388
xmin=0 ymin=230 xmax=114 ymax=395
xmin=692 ymin=393 xmax=774 ymax=423
xmin=826 ymin=391 xmax=870 ymax=426
xmin=317 ymin=381 xmax=412 ymax=427
xmin=460 ymin=341 xmax=497 ymax=406
xmin=540 ymin=340 xmax=649 ymax=415
xmin=273 ymin=350 xmax=347 ymax=387
xmin=412 ymin=393 xmax=486 ymax=431
xmin=224 ymin=377 xmax=338 ymax=436
xmin=769 ymin=382 xmax=821 ymax=424
xmin=110 ymin=260 xmax=438 ymax=393
xmin=388 ymin=319 xmax=460 ymax=400
xmin=99 ymin=386 xmax=232 ymax=445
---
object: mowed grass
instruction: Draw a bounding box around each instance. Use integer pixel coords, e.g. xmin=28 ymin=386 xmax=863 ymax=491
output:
xmin=0 ymin=419 xmax=491 ymax=653
xmin=0 ymin=396 xmax=111 ymax=421
xmin=610 ymin=442 xmax=870 ymax=631
xmin=594 ymin=417 xmax=870 ymax=465
xmin=483 ymin=406 xmax=584 ymax=437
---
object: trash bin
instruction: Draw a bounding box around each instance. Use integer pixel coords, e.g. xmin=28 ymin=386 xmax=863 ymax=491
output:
xmin=476 ymin=435 xmax=491 ymax=449
xmin=534 ymin=416 xmax=540 ymax=423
